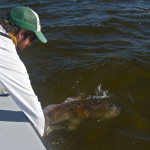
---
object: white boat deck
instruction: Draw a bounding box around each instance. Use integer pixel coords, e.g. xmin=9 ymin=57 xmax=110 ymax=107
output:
xmin=0 ymin=83 xmax=46 ymax=150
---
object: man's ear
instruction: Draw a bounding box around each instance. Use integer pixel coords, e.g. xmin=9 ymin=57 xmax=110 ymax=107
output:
xmin=15 ymin=29 xmax=26 ymax=41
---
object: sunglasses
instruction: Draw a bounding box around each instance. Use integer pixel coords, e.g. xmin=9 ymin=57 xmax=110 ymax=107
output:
xmin=30 ymin=34 xmax=37 ymax=42
xmin=23 ymin=30 xmax=37 ymax=42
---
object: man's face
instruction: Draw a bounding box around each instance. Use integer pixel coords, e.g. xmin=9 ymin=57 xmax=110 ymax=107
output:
xmin=16 ymin=30 xmax=36 ymax=52
xmin=16 ymin=36 xmax=31 ymax=52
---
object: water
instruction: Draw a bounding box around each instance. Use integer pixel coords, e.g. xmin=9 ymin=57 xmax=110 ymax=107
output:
xmin=1 ymin=0 xmax=150 ymax=149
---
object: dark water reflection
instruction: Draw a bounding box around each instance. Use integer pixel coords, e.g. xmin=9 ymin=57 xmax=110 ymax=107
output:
xmin=1 ymin=0 xmax=150 ymax=149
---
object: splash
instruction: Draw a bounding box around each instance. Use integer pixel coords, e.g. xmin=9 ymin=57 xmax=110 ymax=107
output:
xmin=87 ymin=83 xmax=110 ymax=99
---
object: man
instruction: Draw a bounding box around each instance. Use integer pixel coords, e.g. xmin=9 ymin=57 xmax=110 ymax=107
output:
xmin=0 ymin=6 xmax=47 ymax=136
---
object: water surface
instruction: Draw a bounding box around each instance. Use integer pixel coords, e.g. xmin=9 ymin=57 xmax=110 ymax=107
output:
xmin=1 ymin=0 xmax=150 ymax=149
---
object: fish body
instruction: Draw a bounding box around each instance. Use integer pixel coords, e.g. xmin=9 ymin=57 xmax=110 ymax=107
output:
xmin=43 ymin=99 xmax=120 ymax=134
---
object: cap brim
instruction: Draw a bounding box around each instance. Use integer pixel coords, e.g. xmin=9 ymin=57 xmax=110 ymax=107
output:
xmin=35 ymin=31 xmax=47 ymax=43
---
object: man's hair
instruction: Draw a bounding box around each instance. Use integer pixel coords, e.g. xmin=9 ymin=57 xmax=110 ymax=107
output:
xmin=0 ymin=13 xmax=36 ymax=41
xmin=0 ymin=13 xmax=21 ymax=35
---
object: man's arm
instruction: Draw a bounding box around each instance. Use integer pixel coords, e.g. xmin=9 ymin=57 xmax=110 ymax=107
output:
xmin=0 ymin=46 xmax=45 ymax=136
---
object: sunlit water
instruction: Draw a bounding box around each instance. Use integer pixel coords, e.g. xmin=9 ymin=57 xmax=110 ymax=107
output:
xmin=1 ymin=0 xmax=150 ymax=149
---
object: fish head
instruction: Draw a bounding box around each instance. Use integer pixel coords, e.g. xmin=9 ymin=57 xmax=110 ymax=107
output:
xmin=90 ymin=101 xmax=120 ymax=119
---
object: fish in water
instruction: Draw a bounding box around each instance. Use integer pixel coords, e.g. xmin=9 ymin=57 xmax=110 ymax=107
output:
xmin=43 ymin=98 xmax=120 ymax=135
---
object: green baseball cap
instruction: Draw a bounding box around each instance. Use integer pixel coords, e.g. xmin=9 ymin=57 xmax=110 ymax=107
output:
xmin=9 ymin=6 xmax=47 ymax=43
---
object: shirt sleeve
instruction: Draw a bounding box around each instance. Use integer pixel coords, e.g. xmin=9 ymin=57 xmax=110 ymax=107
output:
xmin=0 ymin=37 xmax=45 ymax=136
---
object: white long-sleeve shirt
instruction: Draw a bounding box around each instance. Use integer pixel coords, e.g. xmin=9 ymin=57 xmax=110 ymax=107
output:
xmin=0 ymin=25 xmax=45 ymax=136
